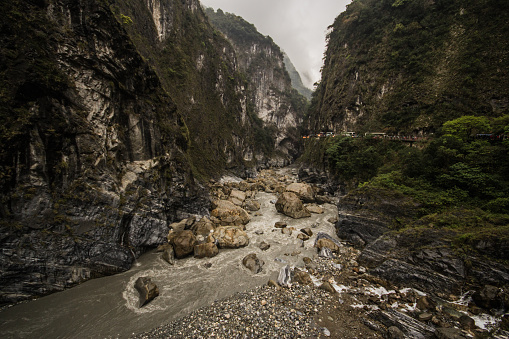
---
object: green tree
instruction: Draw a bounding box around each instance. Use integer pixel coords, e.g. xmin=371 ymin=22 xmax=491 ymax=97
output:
xmin=442 ymin=116 xmax=491 ymax=141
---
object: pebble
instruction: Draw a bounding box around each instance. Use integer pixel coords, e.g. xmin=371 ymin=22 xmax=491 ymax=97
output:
xmin=323 ymin=327 xmax=331 ymax=336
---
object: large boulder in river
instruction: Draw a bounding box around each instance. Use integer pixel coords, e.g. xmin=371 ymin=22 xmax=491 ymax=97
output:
xmin=211 ymin=200 xmax=251 ymax=226
xmin=285 ymin=182 xmax=315 ymax=203
xmin=134 ymin=277 xmax=159 ymax=308
xmin=172 ymin=230 xmax=196 ymax=258
xmin=213 ymin=226 xmax=249 ymax=248
xmin=275 ymin=192 xmax=311 ymax=219
xmin=194 ymin=243 xmax=219 ymax=259
xmin=242 ymin=253 xmax=264 ymax=274
xmin=161 ymin=244 xmax=175 ymax=265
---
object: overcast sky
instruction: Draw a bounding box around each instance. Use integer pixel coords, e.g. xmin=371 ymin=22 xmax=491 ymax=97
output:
xmin=200 ymin=0 xmax=351 ymax=89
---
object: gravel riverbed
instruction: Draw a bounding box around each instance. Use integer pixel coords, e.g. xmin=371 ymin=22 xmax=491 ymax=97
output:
xmin=133 ymin=257 xmax=381 ymax=339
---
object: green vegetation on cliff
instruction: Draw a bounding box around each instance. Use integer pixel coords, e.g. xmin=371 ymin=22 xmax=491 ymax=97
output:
xmin=302 ymin=0 xmax=509 ymax=260
xmin=308 ymin=0 xmax=509 ymax=135
xmin=320 ymin=113 xmax=509 ymax=260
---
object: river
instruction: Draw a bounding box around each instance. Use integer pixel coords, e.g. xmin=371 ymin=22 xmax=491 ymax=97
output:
xmin=0 ymin=170 xmax=340 ymax=338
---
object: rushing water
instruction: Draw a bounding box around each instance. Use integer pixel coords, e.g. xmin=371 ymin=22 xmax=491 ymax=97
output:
xmin=0 ymin=174 xmax=340 ymax=338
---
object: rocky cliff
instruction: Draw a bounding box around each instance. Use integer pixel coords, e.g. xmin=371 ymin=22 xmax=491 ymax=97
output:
xmin=110 ymin=0 xmax=282 ymax=177
xmin=205 ymin=8 xmax=308 ymax=165
xmin=308 ymin=0 xmax=509 ymax=135
xmin=0 ymin=0 xmax=265 ymax=305
xmin=283 ymin=52 xmax=312 ymax=101
xmin=335 ymin=187 xmax=509 ymax=301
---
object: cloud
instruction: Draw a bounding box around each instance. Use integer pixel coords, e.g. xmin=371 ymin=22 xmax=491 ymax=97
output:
xmin=200 ymin=0 xmax=350 ymax=88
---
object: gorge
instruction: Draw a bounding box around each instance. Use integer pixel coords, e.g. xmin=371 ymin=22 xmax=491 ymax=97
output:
xmin=0 ymin=0 xmax=508 ymax=337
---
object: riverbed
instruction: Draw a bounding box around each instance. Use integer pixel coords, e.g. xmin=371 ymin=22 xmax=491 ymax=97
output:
xmin=0 ymin=169 xmax=340 ymax=338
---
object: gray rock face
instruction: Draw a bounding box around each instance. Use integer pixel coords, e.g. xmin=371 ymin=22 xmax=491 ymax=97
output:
xmin=336 ymin=214 xmax=389 ymax=248
xmin=277 ymin=265 xmax=293 ymax=287
xmin=335 ymin=188 xmax=509 ymax=301
xmin=205 ymin=9 xmax=305 ymax=164
xmin=370 ymin=309 xmax=436 ymax=339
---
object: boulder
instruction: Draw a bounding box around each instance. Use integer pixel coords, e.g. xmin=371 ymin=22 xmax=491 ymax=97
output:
xmin=278 ymin=265 xmax=293 ymax=287
xmin=169 ymin=217 xmax=196 ymax=233
xmin=134 ymin=277 xmax=159 ymax=308
xmin=458 ymin=315 xmax=475 ymax=330
xmin=301 ymin=228 xmax=313 ymax=237
xmin=156 ymin=243 xmax=171 ymax=252
xmin=319 ymin=281 xmax=337 ymax=294
xmin=243 ymin=199 xmax=261 ymax=211
xmin=172 ymin=230 xmax=196 ymax=258
xmin=319 ymin=247 xmax=334 ymax=258
xmin=417 ymin=296 xmax=436 ymax=311
xmin=316 ymin=238 xmax=340 ymax=253
xmin=436 ymin=328 xmax=467 ymax=339
xmin=274 ymin=221 xmax=287 ymax=228
xmin=275 ymin=192 xmax=311 ymax=219
xmin=306 ymin=204 xmax=324 ymax=214
xmin=213 ymin=226 xmax=249 ymax=248
xmin=472 ymin=285 xmax=502 ymax=310
xmin=229 ymin=189 xmax=246 ymax=206
xmin=267 ymin=280 xmax=279 ymax=288
xmin=285 ymin=182 xmax=315 ymax=203
xmin=193 ymin=243 xmax=219 ymax=259
xmin=191 ymin=217 xmax=215 ymax=238
xmin=314 ymin=233 xmax=342 ymax=251
xmin=259 ymin=241 xmax=270 ymax=251
xmin=316 ymin=195 xmax=332 ymax=204
xmin=297 ymin=233 xmax=310 ymax=241
xmin=211 ymin=199 xmax=251 ymax=226
xmin=293 ymin=269 xmax=312 ymax=285
xmin=242 ymin=253 xmax=264 ymax=274
xmin=161 ymin=245 xmax=175 ymax=265
xmin=388 ymin=326 xmax=405 ymax=339
xmin=282 ymin=227 xmax=293 ymax=236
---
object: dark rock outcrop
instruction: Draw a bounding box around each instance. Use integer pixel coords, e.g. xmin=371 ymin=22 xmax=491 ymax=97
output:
xmin=336 ymin=187 xmax=509 ymax=301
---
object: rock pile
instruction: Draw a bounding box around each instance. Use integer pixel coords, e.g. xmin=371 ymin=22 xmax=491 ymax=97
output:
xmin=140 ymin=168 xmax=508 ymax=337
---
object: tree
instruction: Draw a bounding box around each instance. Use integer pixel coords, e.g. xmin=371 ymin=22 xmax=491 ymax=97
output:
xmin=441 ymin=115 xmax=491 ymax=141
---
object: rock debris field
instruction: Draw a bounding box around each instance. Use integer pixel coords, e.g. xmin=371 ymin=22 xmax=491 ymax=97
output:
xmin=132 ymin=168 xmax=507 ymax=339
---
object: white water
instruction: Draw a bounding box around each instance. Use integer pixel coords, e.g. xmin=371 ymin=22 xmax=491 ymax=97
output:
xmin=0 ymin=178 xmax=339 ymax=338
